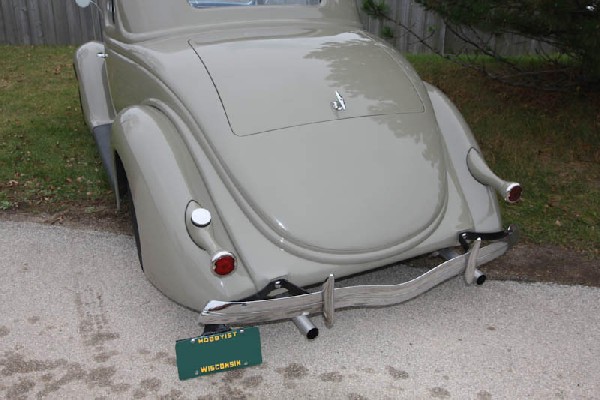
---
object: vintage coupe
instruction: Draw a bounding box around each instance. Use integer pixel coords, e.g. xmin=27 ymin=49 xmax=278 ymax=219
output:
xmin=75 ymin=0 xmax=520 ymax=337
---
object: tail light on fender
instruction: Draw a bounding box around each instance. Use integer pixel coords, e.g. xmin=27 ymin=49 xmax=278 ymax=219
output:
xmin=211 ymin=252 xmax=236 ymax=276
xmin=466 ymin=148 xmax=522 ymax=203
xmin=185 ymin=201 xmax=237 ymax=276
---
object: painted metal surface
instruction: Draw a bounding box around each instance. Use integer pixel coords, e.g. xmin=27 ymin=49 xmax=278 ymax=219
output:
xmin=73 ymin=0 xmax=517 ymax=313
xmin=467 ymin=148 xmax=521 ymax=203
xmin=74 ymin=41 xmax=114 ymax=128
xmin=189 ymin=29 xmax=424 ymax=136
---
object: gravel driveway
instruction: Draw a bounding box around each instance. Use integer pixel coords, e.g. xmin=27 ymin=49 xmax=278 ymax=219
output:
xmin=1 ymin=221 xmax=599 ymax=399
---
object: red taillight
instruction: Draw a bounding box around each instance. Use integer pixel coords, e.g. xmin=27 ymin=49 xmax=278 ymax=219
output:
xmin=506 ymin=183 xmax=522 ymax=203
xmin=213 ymin=254 xmax=235 ymax=276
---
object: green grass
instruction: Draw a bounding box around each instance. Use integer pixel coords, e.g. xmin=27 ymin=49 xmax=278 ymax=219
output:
xmin=0 ymin=47 xmax=597 ymax=253
xmin=407 ymin=54 xmax=599 ymax=254
xmin=0 ymin=46 xmax=110 ymax=211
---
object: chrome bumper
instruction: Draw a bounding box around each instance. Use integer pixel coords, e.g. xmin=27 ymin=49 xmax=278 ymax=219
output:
xmin=199 ymin=235 xmax=512 ymax=328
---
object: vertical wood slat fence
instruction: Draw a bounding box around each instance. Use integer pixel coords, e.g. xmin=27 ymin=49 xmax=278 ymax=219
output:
xmin=0 ymin=0 xmax=102 ymax=46
xmin=360 ymin=0 xmax=447 ymax=54
xmin=0 ymin=0 xmax=545 ymax=56
xmin=358 ymin=0 xmax=549 ymax=56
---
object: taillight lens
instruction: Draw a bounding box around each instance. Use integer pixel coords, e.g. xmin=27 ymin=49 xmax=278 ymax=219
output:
xmin=506 ymin=183 xmax=522 ymax=203
xmin=213 ymin=254 xmax=235 ymax=276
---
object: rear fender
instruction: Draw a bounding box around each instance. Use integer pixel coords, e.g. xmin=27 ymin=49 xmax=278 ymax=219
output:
xmin=425 ymin=83 xmax=502 ymax=232
xmin=111 ymin=105 xmax=257 ymax=309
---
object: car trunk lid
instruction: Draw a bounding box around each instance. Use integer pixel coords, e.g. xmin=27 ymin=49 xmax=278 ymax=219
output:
xmin=212 ymin=114 xmax=447 ymax=254
xmin=189 ymin=30 xmax=424 ymax=137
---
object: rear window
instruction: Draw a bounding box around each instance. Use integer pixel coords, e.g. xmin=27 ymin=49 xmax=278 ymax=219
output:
xmin=189 ymin=0 xmax=320 ymax=8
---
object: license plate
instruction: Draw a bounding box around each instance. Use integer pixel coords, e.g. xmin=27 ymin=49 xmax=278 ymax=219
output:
xmin=175 ymin=327 xmax=262 ymax=380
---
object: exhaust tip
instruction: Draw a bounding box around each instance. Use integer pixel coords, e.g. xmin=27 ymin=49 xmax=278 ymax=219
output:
xmin=306 ymin=327 xmax=319 ymax=340
xmin=292 ymin=315 xmax=319 ymax=340
xmin=476 ymin=274 xmax=487 ymax=285
xmin=474 ymin=269 xmax=487 ymax=285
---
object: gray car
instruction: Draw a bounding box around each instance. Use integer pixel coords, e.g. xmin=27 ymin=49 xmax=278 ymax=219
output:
xmin=74 ymin=0 xmax=521 ymax=336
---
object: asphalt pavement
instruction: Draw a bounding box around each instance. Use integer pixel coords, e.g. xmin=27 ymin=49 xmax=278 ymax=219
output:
xmin=1 ymin=220 xmax=599 ymax=399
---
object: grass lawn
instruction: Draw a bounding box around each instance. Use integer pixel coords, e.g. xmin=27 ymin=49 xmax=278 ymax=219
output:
xmin=0 ymin=46 xmax=111 ymax=215
xmin=407 ymin=54 xmax=599 ymax=255
xmin=0 ymin=46 xmax=111 ymax=219
xmin=0 ymin=46 xmax=598 ymax=254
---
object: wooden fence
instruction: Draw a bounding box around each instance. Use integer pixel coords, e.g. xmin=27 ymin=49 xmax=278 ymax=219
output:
xmin=360 ymin=1 xmax=446 ymax=54
xmin=359 ymin=1 xmax=549 ymax=56
xmin=0 ymin=0 xmax=544 ymax=56
xmin=0 ymin=0 xmax=102 ymax=45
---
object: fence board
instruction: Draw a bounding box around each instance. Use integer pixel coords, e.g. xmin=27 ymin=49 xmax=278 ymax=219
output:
xmin=26 ymin=0 xmax=43 ymax=45
xmin=0 ymin=2 xmax=6 ymax=44
xmin=39 ymin=0 xmax=57 ymax=45
xmin=1 ymin=1 xmax=16 ymax=44
xmin=409 ymin=3 xmax=424 ymax=53
xmin=428 ymin=13 xmax=445 ymax=54
xmin=51 ymin=0 xmax=70 ymax=45
xmin=359 ymin=0 xmax=445 ymax=54
xmin=13 ymin=0 xmax=31 ymax=45
xmin=77 ymin=3 xmax=89 ymax=42
xmin=78 ymin=2 xmax=99 ymax=43
xmin=397 ymin=0 xmax=412 ymax=52
xmin=65 ymin=1 xmax=81 ymax=45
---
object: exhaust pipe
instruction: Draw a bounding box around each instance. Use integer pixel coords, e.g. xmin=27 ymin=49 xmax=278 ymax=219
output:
xmin=474 ymin=269 xmax=487 ymax=285
xmin=467 ymin=148 xmax=522 ymax=203
xmin=292 ymin=315 xmax=319 ymax=340
xmin=438 ymin=248 xmax=460 ymax=261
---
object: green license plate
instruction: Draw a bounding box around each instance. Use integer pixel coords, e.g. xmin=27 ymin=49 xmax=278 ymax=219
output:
xmin=175 ymin=327 xmax=262 ymax=380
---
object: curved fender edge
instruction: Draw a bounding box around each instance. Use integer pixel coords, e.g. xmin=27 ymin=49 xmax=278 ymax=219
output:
xmin=425 ymin=82 xmax=503 ymax=233
xmin=111 ymin=105 xmax=257 ymax=308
